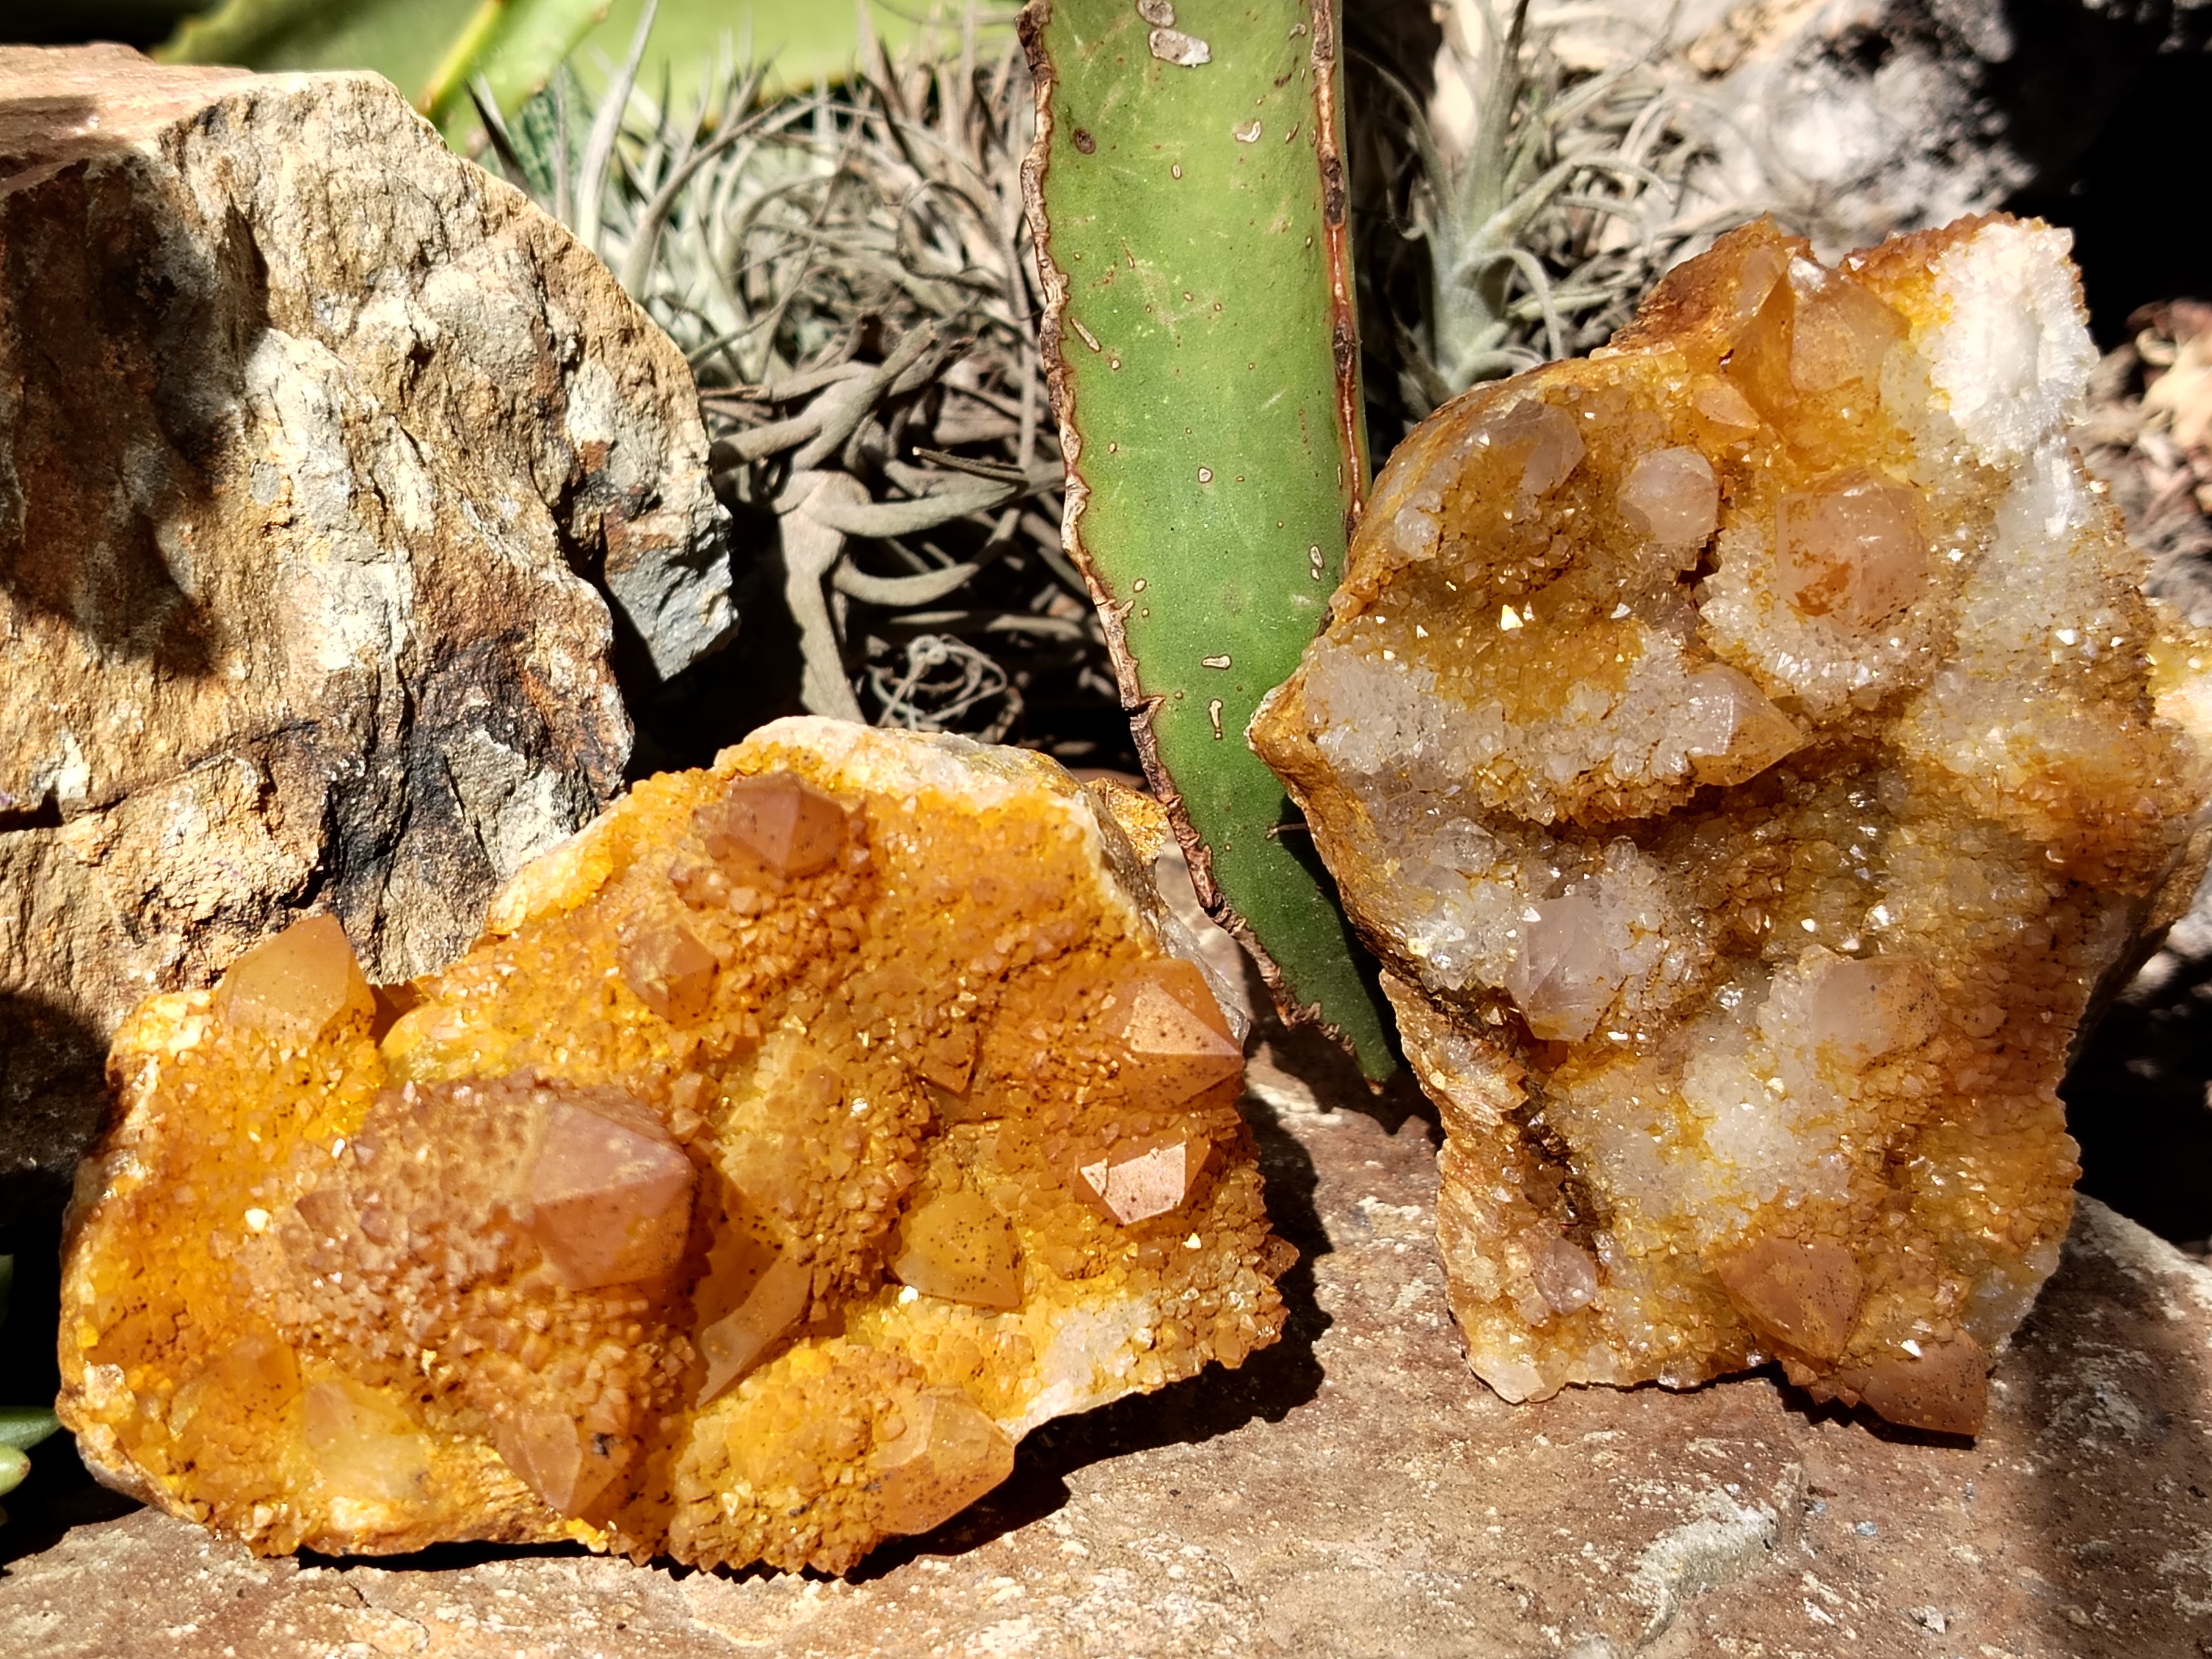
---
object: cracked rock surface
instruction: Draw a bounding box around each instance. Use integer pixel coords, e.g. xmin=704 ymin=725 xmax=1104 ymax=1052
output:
xmin=0 ymin=46 xmax=732 ymax=1209
xmin=4 ymin=1015 xmax=2210 ymax=1655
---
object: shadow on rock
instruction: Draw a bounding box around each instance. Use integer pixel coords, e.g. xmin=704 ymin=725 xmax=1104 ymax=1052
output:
xmin=0 ymin=1449 xmax=138 ymax=1572
xmin=2015 ymin=1204 xmax=2212 ymax=1653
xmin=0 ymin=106 xmax=252 ymax=680
xmin=2064 ymin=943 xmax=2212 ymax=1246
xmin=0 ymin=988 xmax=109 ymax=1254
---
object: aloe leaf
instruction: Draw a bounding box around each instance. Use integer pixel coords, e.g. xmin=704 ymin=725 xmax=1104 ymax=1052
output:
xmin=568 ymin=0 xmax=909 ymax=101
xmin=424 ymin=0 xmax=612 ymax=124
xmin=161 ymin=2 xmax=993 ymax=129
xmin=1021 ymin=0 xmax=1395 ymax=1074
xmin=160 ymin=0 xmax=476 ymax=107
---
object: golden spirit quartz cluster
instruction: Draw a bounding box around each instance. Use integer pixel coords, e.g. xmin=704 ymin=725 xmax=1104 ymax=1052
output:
xmin=1253 ymin=216 xmax=2212 ymax=1433
xmin=58 ymin=720 xmax=1287 ymax=1571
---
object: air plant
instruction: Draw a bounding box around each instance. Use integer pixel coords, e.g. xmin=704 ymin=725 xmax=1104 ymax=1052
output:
xmin=473 ymin=4 xmax=1110 ymax=757
xmin=1355 ymin=0 xmax=1725 ymax=427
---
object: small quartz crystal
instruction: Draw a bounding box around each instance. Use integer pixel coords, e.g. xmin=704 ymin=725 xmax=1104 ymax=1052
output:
xmin=214 ymin=914 xmax=377 ymax=1042
xmin=59 ymin=720 xmax=1286 ymax=1571
xmin=526 ymin=1096 xmax=695 ymax=1291
xmin=1252 ymin=215 xmax=2212 ymax=1431
xmin=869 ymin=1387 xmax=1018 ymax=1537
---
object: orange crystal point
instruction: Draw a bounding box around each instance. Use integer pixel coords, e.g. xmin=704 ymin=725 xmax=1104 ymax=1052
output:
xmin=300 ymin=1380 xmax=435 ymax=1506
xmin=1503 ymin=894 xmax=1622 ymax=1044
xmin=526 ymin=1093 xmax=695 ymax=1291
xmin=1112 ymin=958 xmax=1243 ymax=1107
xmin=693 ymin=1227 xmax=813 ymax=1406
xmin=1616 ymin=447 xmax=1719 ymax=547
xmin=1715 ymin=1237 xmax=1865 ymax=1362
xmin=695 ymin=771 xmax=846 ymax=880
xmin=618 ymin=917 xmax=718 ymax=1021
xmin=214 ymin=914 xmax=375 ymax=1042
xmin=1725 ymin=245 xmax=1906 ymax=425
xmin=870 ymin=1387 xmax=1017 ymax=1537
xmin=913 ymin=1021 xmax=979 ymax=1095
xmin=59 ymin=721 xmax=1292 ymax=1573
xmin=1776 ymin=470 xmax=1928 ymax=628
xmin=493 ymin=1409 xmax=627 ymax=1518
xmin=1679 ymin=664 xmax=1803 ymax=786
xmin=1802 ymin=953 xmax=1940 ymax=1065
xmin=1073 ymin=1134 xmax=1209 ymax=1228
xmin=891 ymin=1187 xmax=1022 ymax=1310
xmin=1854 ymin=1334 xmax=1988 ymax=1437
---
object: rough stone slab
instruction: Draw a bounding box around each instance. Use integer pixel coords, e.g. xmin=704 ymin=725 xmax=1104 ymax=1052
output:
xmin=4 ymin=1022 xmax=2208 ymax=1656
xmin=0 ymin=46 xmax=731 ymax=1206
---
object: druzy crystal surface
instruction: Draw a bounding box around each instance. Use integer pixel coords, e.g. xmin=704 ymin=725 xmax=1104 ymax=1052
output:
xmin=1251 ymin=216 xmax=2212 ymax=1432
xmin=58 ymin=720 xmax=1287 ymax=1571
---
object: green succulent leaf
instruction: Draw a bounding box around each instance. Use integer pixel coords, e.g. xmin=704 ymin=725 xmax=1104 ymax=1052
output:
xmin=159 ymin=1 xmax=997 ymax=130
xmin=0 ymin=1443 xmax=26 ymax=1503
xmin=0 ymin=1409 xmax=58 ymax=1456
xmin=425 ymin=0 xmax=612 ymax=124
xmin=157 ymin=0 xmax=607 ymax=123
xmin=1022 ymin=0 xmax=1395 ymax=1074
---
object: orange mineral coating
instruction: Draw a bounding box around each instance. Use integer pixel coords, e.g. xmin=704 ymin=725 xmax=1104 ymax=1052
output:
xmin=1251 ymin=214 xmax=2212 ymax=1432
xmin=58 ymin=720 xmax=1288 ymax=1572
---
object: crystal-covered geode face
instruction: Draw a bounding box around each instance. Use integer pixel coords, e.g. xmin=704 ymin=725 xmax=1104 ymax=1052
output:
xmin=1252 ymin=215 xmax=2212 ymax=1431
xmin=58 ymin=721 xmax=1286 ymax=1573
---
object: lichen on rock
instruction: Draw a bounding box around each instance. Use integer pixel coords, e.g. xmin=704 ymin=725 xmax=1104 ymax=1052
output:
xmin=58 ymin=719 xmax=1287 ymax=1572
xmin=1251 ymin=213 xmax=2212 ymax=1432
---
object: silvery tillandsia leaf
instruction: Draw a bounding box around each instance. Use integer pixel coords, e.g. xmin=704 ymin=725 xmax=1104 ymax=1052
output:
xmin=476 ymin=8 xmax=1114 ymax=754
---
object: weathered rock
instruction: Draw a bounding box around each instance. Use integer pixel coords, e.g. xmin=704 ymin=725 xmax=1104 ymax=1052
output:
xmin=0 ymin=46 xmax=733 ymax=1207
xmin=1251 ymin=214 xmax=2212 ymax=1432
xmin=57 ymin=719 xmax=1285 ymax=1573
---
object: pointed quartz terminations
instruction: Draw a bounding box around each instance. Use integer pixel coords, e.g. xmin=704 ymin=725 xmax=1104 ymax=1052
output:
xmin=1072 ymin=1136 xmax=1216 ymax=1229
xmin=527 ymin=1096 xmax=695 ymax=1292
xmin=692 ymin=1224 xmax=815 ymax=1407
xmin=58 ymin=721 xmax=1288 ymax=1572
xmin=869 ymin=1387 xmax=1017 ymax=1537
xmin=1110 ymin=958 xmax=1245 ymax=1108
xmin=1251 ymin=215 xmax=2212 ymax=1434
xmin=493 ymin=1409 xmax=629 ymax=1520
xmin=213 ymin=914 xmax=376 ymax=1044
xmin=891 ymin=1187 xmax=1024 ymax=1310
xmin=1063 ymin=959 xmax=1245 ymax=1228
xmin=697 ymin=772 xmax=847 ymax=881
